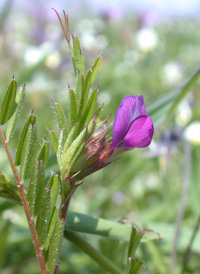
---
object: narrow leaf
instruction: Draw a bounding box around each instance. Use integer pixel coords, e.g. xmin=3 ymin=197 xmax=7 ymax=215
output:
xmin=61 ymin=129 xmax=87 ymax=178
xmin=128 ymin=227 xmax=140 ymax=258
xmin=168 ymin=65 xmax=200 ymax=114
xmin=47 ymin=173 xmax=59 ymax=217
xmin=52 ymin=101 xmax=68 ymax=138
xmin=36 ymin=188 xmax=51 ymax=247
xmin=15 ymin=113 xmax=36 ymax=166
xmin=62 ymin=125 xmax=77 ymax=156
xmin=79 ymin=71 xmax=91 ymax=119
xmin=57 ymin=128 xmax=65 ymax=168
xmin=47 ymin=219 xmax=64 ymax=274
xmin=66 ymin=142 xmax=85 ymax=176
xmin=78 ymin=88 xmax=98 ymax=133
xmin=45 ymin=207 xmax=58 ymax=251
xmin=20 ymin=123 xmax=37 ymax=182
xmin=75 ymin=71 xmax=82 ymax=112
xmin=34 ymin=160 xmax=45 ymax=216
xmin=37 ymin=139 xmax=50 ymax=168
xmin=48 ymin=129 xmax=58 ymax=154
xmin=0 ymin=79 xmax=17 ymax=125
xmin=129 ymin=259 xmax=147 ymax=274
xmin=6 ymin=84 xmax=25 ymax=142
xmin=91 ymin=54 xmax=102 ymax=85
xmin=27 ymin=160 xmax=45 ymax=217
xmin=72 ymin=34 xmax=85 ymax=75
xmin=69 ymin=89 xmax=78 ymax=129
xmin=0 ymin=222 xmax=10 ymax=267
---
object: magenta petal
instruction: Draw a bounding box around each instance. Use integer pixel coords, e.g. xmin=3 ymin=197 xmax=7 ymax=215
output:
xmin=113 ymin=95 xmax=146 ymax=148
xmin=123 ymin=114 xmax=154 ymax=148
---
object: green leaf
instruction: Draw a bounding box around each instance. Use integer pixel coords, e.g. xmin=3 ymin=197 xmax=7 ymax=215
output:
xmin=62 ymin=124 xmax=77 ymax=157
xmin=168 ymin=65 xmax=200 ymax=114
xmin=69 ymin=89 xmax=78 ymax=129
xmin=79 ymin=71 xmax=91 ymax=119
xmin=52 ymin=101 xmax=68 ymax=139
xmin=20 ymin=122 xmax=37 ymax=182
xmin=15 ymin=113 xmax=36 ymax=166
xmin=37 ymin=139 xmax=50 ymax=168
xmin=78 ymin=88 xmax=98 ymax=133
xmin=0 ymin=170 xmax=21 ymax=205
xmin=45 ymin=207 xmax=58 ymax=251
xmin=0 ymin=222 xmax=10 ymax=268
xmin=48 ymin=129 xmax=58 ymax=154
xmin=61 ymin=128 xmax=87 ymax=178
xmin=36 ymin=188 xmax=51 ymax=247
xmin=26 ymin=160 xmax=45 ymax=217
xmin=72 ymin=34 xmax=85 ymax=75
xmin=47 ymin=219 xmax=64 ymax=274
xmin=129 ymin=259 xmax=147 ymax=274
xmin=6 ymin=84 xmax=25 ymax=142
xmin=47 ymin=174 xmax=59 ymax=218
xmin=75 ymin=71 xmax=82 ymax=112
xmin=57 ymin=128 xmax=65 ymax=168
xmin=128 ymin=227 xmax=143 ymax=258
xmin=147 ymin=65 xmax=200 ymax=126
xmin=0 ymin=78 xmax=17 ymax=125
xmin=91 ymin=54 xmax=102 ymax=85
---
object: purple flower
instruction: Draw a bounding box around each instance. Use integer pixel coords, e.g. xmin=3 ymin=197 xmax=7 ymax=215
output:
xmin=112 ymin=95 xmax=154 ymax=150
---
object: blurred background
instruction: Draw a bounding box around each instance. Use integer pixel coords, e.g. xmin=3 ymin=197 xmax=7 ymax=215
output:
xmin=1 ymin=0 xmax=200 ymax=273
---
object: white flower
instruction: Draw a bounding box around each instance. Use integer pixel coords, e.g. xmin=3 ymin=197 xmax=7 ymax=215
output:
xmin=184 ymin=121 xmax=200 ymax=145
xmin=135 ymin=28 xmax=158 ymax=52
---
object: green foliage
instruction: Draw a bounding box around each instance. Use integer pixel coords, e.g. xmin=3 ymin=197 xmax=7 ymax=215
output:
xmin=48 ymin=129 xmax=58 ymax=154
xmin=19 ymin=122 xmax=37 ymax=182
xmin=128 ymin=259 xmax=147 ymax=274
xmin=0 ymin=221 xmax=10 ymax=268
xmin=0 ymin=78 xmax=17 ymax=125
xmin=27 ymin=160 xmax=45 ymax=217
xmin=37 ymin=140 xmax=50 ymax=168
xmin=52 ymin=101 xmax=68 ymax=140
xmin=15 ymin=113 xmax=37 ymax=166
xmin=61 ymin=128 xmax=87 ymax=178
xmin=69 ymin=89 xmax=78 ymax=129
xmin=6 ymin=83 xmax=25 ymax=142
xmin=47 ymin=219 xmax=64 ymax=274
xmin=77 ymin=87 xmax=98 ymax=134
xmin=46 ymin=174 xmax=59 ymax=217
xmin=1 ymin=7 xmax=200 ymax=274
xmin=0 ymin=171 xmax=21 ymax=204
xmin=72 ymin=34 xmax=85 ymax=76
xmin=36 ymin=188 xmax=51 ymax=247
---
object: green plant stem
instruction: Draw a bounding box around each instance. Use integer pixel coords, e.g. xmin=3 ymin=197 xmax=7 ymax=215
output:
xmin=64 ymin=230 xmax=123 ymax=274
xmin=181 ymin=214 xmax=200 ymax=273
xmin=170 ymin=141 xmax=191 ymax=274
xmin=0 ymin=128 xmax=48 ymax=274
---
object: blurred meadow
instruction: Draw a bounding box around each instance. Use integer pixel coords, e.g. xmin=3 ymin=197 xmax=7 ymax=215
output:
xmin=1 ymin=0 xmax=200 ymax=273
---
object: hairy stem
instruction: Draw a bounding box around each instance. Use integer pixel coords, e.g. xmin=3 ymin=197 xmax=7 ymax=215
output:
xmin=0 ymin=128 xmax=48 ymax=274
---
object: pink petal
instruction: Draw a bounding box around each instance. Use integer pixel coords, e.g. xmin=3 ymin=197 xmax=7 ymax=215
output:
xmin=113 ymin=95 xmax=146 ymax=148
xmin=123 ymin=114 xmax=154 ymax=148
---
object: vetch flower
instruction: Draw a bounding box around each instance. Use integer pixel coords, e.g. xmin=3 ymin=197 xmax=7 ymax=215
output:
xmin=113 ymin=95 xmax=154 ymax=150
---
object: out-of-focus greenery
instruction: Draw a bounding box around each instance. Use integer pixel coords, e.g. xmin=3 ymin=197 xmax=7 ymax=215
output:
xmin=1 ymin=1 xmax=200 ymax=273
